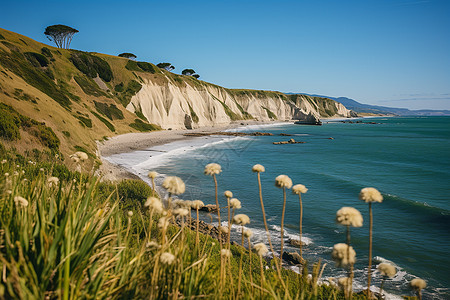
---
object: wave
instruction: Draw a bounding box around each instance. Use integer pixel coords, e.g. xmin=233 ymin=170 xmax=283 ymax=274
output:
xmin=225 ymin=122 xmax=289 ymax=132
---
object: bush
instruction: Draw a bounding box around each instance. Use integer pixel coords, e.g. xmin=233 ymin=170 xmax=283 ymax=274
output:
xmin=69 ymin=51 xmax=113 ymax=82
xmin=129 ymin=119 xmax=161 ymax=132
xmin=0 ymin=113 xmax=20 ymax=140
xmin=117 ymin=179 xmax=153 ymax=206
xmin=40 ymin=47 xmax=53 ymax=58
xmin=32 ymin=123 xmax=60 ymax=151
xmin=91 ymin=111 xmax=115 ymax=132
xmin=74 ymin=115 xmax=93 ymax=128
xmin=117 ymin=80 xmax=142 ymax=107
xmin=74 ymin=75 xmax=106 ymax=97
xmin=114 ymin=82 xmax=124 ymax=92
xmin=94 ymin=101 xmax=124 ymax=120
xmin=24 ymin=52 xmax=49 ymax=67
xmin=137 ymin=62 xmax=157 ymax=73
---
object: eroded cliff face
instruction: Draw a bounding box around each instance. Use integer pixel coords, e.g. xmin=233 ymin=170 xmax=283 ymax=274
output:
xmin=127 ymin=79 xmax=354 ymax=129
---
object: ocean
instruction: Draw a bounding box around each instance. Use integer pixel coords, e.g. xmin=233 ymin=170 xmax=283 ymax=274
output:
xmin=106 ymin=116 xmax=450 ymax=299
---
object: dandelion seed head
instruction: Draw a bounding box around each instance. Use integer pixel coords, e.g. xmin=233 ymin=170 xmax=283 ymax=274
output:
xmin=148 ymin=171 xmax=158 ymax=179
xmin=254 ymin=243 xmax=268 ymax=256
xmin=252 ymin=164 xmax=265 ymax=173
xmin=146 ymin=241 xmax=160 ymax=249
xmin=410 ymin=278 xmax=427 ymax=290
xmin=336 ymin=207 xmax=363 ymax=227
xmin=173 ymin=208 xmax=189 ymax=217
xmin=191 ymin=200 xmax=204 ymax=210
xmin=224 ymin=190 xmax=233 ymax=198
xmin=4 ymin=173 xmax=9 ymax=177
xmin=233 ymin=214 xmax=250 ymax=225
xmin=39 ymin=168 xmax=44 ymax=172
xmin=162 ymin=176 xmax=185 ymax=195
xmin=332 ymin=243 xmax=356 ymax=267
xmin=127 ymin=211 xmax=133 ymax=217
xmin=14 ymin=196 xmax=28 ymax=207
xmin=144 ymin=197 xmax=164 ymax=214
xmin=244 ymin=229 xmax=253 ymax=238
xmin=378 ymin=263 xmax=396 ymax=278
xmin=292 ymin=184 xmax=308 ymax=194
xmin=204 ymin=163 xmax=222 ymax=176
xmin=158 ymin=217 xmax=169 ymax=230
xmin=275 ymin=175 xmax=292 ymax=189
xmin=160 ymin=252 xmax=175 ymax=265
xmin=230 ymin=198 xmax=241 ymax=209
xmin=359 ymin=187 xmax=383 ymax=203
xmin=220 ymin=249 xmax=232 ymax=258
xmin=47 ymin=177 xmax=59 ymax=187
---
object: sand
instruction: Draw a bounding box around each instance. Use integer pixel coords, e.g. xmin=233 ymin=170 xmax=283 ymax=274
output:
xmin=96 ymin=120 xmax=285 ymax=181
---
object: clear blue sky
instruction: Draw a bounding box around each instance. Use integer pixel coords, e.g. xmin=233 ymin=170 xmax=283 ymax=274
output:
xmin=1 ymin=0 xmax=449 ymax=110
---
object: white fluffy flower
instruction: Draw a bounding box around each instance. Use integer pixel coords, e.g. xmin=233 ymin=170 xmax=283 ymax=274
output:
xmin=162 ymin=176 xmax=185 ymax=195
xmin=146 ymin=241 xmax=160 ymax=249
xmin=336 ymin=207 xmax=363 ymax=227
xmin=220 ymin=226 xmax=229 ymax=234
xmin=173 ymin=208 xmax=189 ymax=218
xmin=410 ymin=278 xmax=427 ymax=290
xmin=70 ymin=152 xmax=88 ymax=162
xmin=47 ymin=176 xmax=59 ymax=187
xmin=378 ymin=263 xmax=396 ymax=278
xmin=233 ymin=214 xmax=250 ymax=226
xmin=252 ymin=164 xmax=265 ymax=173
xmin=338 ymin=277 xmax=351 ymax=292
xmin=148 ymin=171 xmax=158 ymax=179
xmin=127 ymin=211 xmax=133 ymax=217
xmin=292 ymin=184 xmax=308 ymax=194
xmin=254 ymin=243 xmax=268 ymax=256
xmin=160 ymin=252 xmax=175 ymax=265
xmin=229 ymin=198 xmax=241 ymax=209
xmin=244 ymin=229 xmax=253 ymax=238
xmin=275 ymin=175 xmax=292 ymax=189
xmin=158 ymin=217 xmax=169 ymax=230
xmin=144 ymin=197 xmax=163 ymax=214
xmin=14 ymin=196 xmax=29 ymax=207
xmin=332 ymin=243 xmax=356 ymax=267
xmin=204 ymin=163 xmax=222 ymax=176
xmin=359 ymin=187 xmax=383 ymax=203
xmin=191 ymin=200 xmax=204 ymax=210
xmin=220 ymin=249 xmax=232 ymax=258
xmin=224 ymin=190 xmax=233 ymax=198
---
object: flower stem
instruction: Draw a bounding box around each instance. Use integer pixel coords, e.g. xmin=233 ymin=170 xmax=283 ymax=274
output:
xmin=367 ymin=202 xmax=373 ymax=299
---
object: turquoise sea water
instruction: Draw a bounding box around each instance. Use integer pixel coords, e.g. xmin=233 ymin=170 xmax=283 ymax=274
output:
xmin=107 ymin=116 xmax=450 ymax=299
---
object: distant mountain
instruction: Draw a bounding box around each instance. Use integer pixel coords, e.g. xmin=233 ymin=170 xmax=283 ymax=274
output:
xmin=291 ymin=94 xmax=450 ymax=116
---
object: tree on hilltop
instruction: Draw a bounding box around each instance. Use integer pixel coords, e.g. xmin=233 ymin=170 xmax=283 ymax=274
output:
xmin=44 ymin=25 xmax=78 ymax=49
xmin=157 ymin=62 xmax=175 ymax=71
xmin=182 ymin=68 xmax=200 ymax=79
xmin=119 ymin=53 xmax=137 ymax=60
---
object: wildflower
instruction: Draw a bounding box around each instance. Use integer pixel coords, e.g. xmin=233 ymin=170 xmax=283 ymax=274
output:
xmin=252 ymin=164 xmax=265 ymax=173
xmin=275 ymin=175 xmax=292 ymax=189
xmin=71 ymin=156 xmax=80 ymax=163
xmin=292 ymin=184 xmax=308 ymax=194
xmin=13 ymin=171 xmax=19 ymax=176
xmin=183 ymin=200 xmax=192 ymax=208
xmin=75 ymin=151 xmax=88 ymax=161
xmin=233 ymin=214 xmax=250 ymax=225
xmin=220 ymin=249 xmax=232 ymax=258
xmin=204 ymin=163 xmax=222 ymax=176
xmin=410 ymin=278 xmax=427 ymax=290
xmin=359 ymin=187 xmax=383 ymax=203
xmin=244 ymin=229 xmax=253 ymax=238
xmin=338 ymin=277 xmax=351 ymax=292
xmin=39 ymin=168 xmax=44 ymax=172
xmin=14 ymin=196 xmax=29 ymax=207
xmin=336 ymin=207 xmax=363 ymax=227
xmin=378 ymin=263 xmax=396 ymax=278
xmin=4 ymin=173 xmax=9 ymax=177
xmin=47 ymin=176 xmax=59 ymax=187
xmin=254 ymin=243 xmax=268 ymax=256
xmin=145 ymin=197 xmax=164 ymax=214
xmin=172 ymin=199 xmax=185 ymax=208
xmin=127 ymin=211 xmax=133 ymax=217
xmin=160 ymin=252 xmax=175 ymax=265
xmin=6 ymin=190 xmax=12 ymax=195
xmin=162 ymin=176 xmax=185 ymax=194
xmin=148 ymin=171 xmax=158 ymax=179
xmin=220 ymin=226 xmax=229 ymax=234
xmin=191 ymin=200 xmax=204 ymax=210
xmin=230 ymin=198 xmax=241 ymax=209
xmin=158 ymin=217 xmax=169 ymax=230
xmin=173 ymin=208 xmax=189 ymax=217
xmin=1 ymin=159 xmax=6 ymax=164
xmin=224 ymin=190 xmax=233 ymax=198
xmin=21 ymin=170 xmax=25 ymax=174
xmin=146 ymin=241 xmax=160 ymax=249
xmin=332 ymin=243 xmax=356 ymax=267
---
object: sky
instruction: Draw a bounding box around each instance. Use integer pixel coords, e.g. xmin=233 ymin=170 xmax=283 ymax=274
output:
xmin=1 ymin=0 xmax=450 ymax=110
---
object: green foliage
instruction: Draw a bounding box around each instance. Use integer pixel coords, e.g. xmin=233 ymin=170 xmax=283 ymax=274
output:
xmin=157 ymin=62 xmax=175 ymax=71
xmin=117 ymin=179 xmax=153 ymax=205
xmin=137 ymin=62 xmax=158 ymax=73
xmin=62 ymin=131 xmax=71 ymax=137
xmin=74 ymin=114 xmax=93 ymax=128
xmin=0 ymin=49 xmax=72 ymax=109
xmin=262 ymin=106 xmax=277 ymax=119
xmin=44 ymin=24 xmax=79 ymax=49
xmin=24 ymin=52 xmax=49 ymax=67
xmin=188 ymin=104 xmax=199 ymax=123
xmin=312 ymin=96 xmax=338 ymax=117
xmin=69 ymin=51 xmax=113 ymax=82
xmin=0 ymin=33 xmax=5 ymax=40
xmin=129 ymin=119 xmax=161 ymax=132
xmin=118 ymin=52 xmax=137 ymax=59
xmin=40 ymin=47 xmax=53 ymax=58
xmin=182 ymin=69 xmax=195 ymax=76
xmin=94 ymin=101 xmax=124 ymax=120
xmin=91 ymin=111 xmax=115 ymax=132
xmin=0 ymin=107 xmax=20 ymax=140
xmin=13 ymin=88 xmax=37 ymax=103
xmin=114 ymin=82 xmax=124 ymax=92
xmin=125 ymin=60 xmax=141 ymax=71
xmin=74 ymin=75 xmax=106 ymax=97
xmin=117 ymin=79 xmax=142 ymax=107
xmin=209 ymin=93 xmax=239 ymax=121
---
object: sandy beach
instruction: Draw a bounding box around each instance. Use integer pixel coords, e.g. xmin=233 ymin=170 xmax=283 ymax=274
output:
xmin=96 ymin=120 xmax=286 ymax=181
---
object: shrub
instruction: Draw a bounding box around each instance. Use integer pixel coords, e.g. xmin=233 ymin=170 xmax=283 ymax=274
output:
xmin=114 ymin=82 xmax=124 ymax=92
xmin=74 ymin=115 xmax=93 ymax=128
xmin=136 ymin=62 xmax=158 ymax=73
xmin=129 ymin=119 xmax=161 ymax=132
xmin=69 ymin=51 xmax=113 ymax=82
xmin=74 ymin=75 xmax=106 ymax=97
xmin=94 ymin=101 xmax=124 ymax=120
xmin=117 ymin=179 xmax=153 ymax=206
xmin=91 ymin=111 xmax=115 ymax=132
xmin=117 ymin=80 xmax=142 ymax=107
xmin=0 ymin=112 xmax=20 ymax=140
xmin=24 ymin=52 xmax=49 ymax=67
xmin=32 ymin=124 xmax=60 ymax=152
xmin=262 ymin=107 xmax=277 ymax=119
xmin=40 ymin=47 xmax=53 ymax=58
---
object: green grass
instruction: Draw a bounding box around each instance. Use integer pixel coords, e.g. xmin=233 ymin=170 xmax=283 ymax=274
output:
xmin=129 ymin=119 xmax=161 ymax=132
xmin=91 ymin=111 xmax=116 ymax=132
xmin=74 ymin=114 xmax=93 ymax=128
xmin=69 ymin=50 xmax=113 ymax=82
xmin=188 ymin=104 xmax=199 ymax=123
xmin=74 ymin=75 xmax=106 ymax=97
xmin=262 ymin=106 xmax=277 ymax=119
xmin=117 ymin=79 xmax=142 ymax=107
xmin=94 ymin=100 xmax=124 ymax=120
